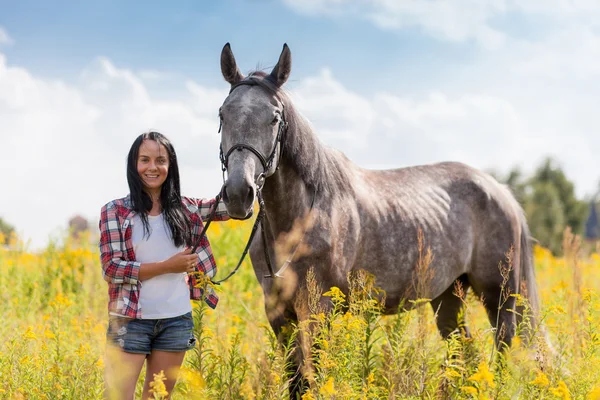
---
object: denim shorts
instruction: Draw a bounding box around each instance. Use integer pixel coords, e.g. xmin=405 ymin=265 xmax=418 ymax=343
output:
xmin=106 ymin=311 xmax=196 ymax=354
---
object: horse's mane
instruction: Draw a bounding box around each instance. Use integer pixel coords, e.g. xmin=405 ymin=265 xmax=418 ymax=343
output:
xmin=245 ymin=71 xmax=354 ymax=196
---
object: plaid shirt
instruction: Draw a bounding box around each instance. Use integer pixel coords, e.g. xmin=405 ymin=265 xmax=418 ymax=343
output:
xmin=98 ymin=195 xmax=229 ymax=318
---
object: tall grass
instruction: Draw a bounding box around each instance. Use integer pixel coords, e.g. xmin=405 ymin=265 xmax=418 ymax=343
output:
xmin=1 ymin=224 xmax=600 ymax=399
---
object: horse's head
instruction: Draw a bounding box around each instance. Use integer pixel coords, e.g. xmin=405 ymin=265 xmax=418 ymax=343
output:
xmin=219 ymin=43 xmax=292 ymax=219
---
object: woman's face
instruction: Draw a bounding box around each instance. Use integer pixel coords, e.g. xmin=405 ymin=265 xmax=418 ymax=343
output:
xmin=137 ymin=139 xmax=169 ymax=195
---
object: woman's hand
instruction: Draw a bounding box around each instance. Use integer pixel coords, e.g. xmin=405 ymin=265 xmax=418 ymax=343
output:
xmin=165 ymin=248 xmax=198 ymax=273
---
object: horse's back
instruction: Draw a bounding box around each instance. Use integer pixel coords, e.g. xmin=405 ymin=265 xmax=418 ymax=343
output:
xmin=348 ymin=161 xmax=525 ymax=309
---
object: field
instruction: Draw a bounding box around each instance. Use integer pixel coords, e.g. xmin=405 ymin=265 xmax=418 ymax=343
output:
xmin=1 ymin=222 xmax=600 ymax=399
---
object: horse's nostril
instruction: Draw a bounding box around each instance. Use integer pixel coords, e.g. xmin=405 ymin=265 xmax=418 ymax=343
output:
xmin=246 ymin=185 xmax=255 ymax=205
xmin=222 ymin=185 xmax=230 ymax=204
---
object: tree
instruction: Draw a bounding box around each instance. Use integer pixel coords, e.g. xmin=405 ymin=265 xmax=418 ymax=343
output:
xmin=531 ymin=158 xmax=587 ymax=236
xmin=0 ymin=217 xmax=15 ymax=244
xmin=496 ymin=157 xmax=588 ymax=254
xmin=524 ymin=182 xmax=566 ymax=254
xmin=68 ymin=215 xmax=89 ymax=239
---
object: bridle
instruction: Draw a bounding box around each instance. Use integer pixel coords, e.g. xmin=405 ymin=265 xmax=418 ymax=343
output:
xmin=191 ymin=78 xmax=316 ymax=285
xmin=218 ymin=78 xmax=288 ymax=191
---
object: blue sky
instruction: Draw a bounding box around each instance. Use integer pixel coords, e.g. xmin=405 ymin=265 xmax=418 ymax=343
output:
xmin=1 ymin=0 xmax=472 ymax=91
xmin=1 ymin=0 xmax=600 ymax=248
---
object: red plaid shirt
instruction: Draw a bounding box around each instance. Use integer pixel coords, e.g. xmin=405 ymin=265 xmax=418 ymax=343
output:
xmin=98 ymin=195 xmax=229 ymax=318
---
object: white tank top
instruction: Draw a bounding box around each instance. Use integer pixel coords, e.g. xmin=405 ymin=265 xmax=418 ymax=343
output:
xmin=132 ymin=213 xmax=192 ymax=319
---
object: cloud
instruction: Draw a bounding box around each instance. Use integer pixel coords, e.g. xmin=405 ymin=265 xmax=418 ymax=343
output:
xmin=281 ymin=0 xmax=600 ymax=48
xmin=286 ymin=66 xmax=599 ymax=199
xmin=2 ymin=39 xmax=599 ymax=249
xmin=0 ymin=52 xmax=227 ymax=249
xmin=0 ymin=26 xmax=13 ymax=45
xmin=289 ymin=68 xmax=526 ymax=168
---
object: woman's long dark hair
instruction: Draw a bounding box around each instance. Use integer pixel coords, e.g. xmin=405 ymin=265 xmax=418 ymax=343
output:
xmin=127 ymin=131 xmax=192 ymax=247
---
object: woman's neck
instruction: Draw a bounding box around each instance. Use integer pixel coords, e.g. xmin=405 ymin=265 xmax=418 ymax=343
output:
xmin=147 ymin=191 xmax=162 ymax=216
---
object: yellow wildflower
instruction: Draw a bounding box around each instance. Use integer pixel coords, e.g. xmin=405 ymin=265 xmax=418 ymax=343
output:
xmin=179 ymin=367 xmax=205 ymax=391
xmin=588 ymin=387 xmax=600 ymax=400
xmin=240 ymin=378 xmax=255 ymax=400
xmin=323 ymin=287 xmax=346 ymax=303
xmin=583 ymin=288 xmax=597 ymax=303
xmin=301 ymin=391 xmax=316 ymax=400
xmin=150 ymin=370 xmax=169 ymax=398
xmin=550 ymin=381 xmax=571 ymax=400
xmin=549 ymin=305 xmax=567 ymax=315
xmin=226 ymin=326 xmax=238 ymax=337
xmin=53 ymin=292 xmax=74 ymax=308
xmin=468 ymin=361 xmax=495 ymax=388
xmin=444 ymin=369 xmax=461 ymax=379
xmin=23 ymin=326 xmax=37 ymax=340
xmin=44 ymin=329 xmax=56 ymax=339
xmin=529 ymin=370 xmax=549 ymax=387
xmin=461 ymin=386 xmax=478 ymax=396
xmin=319 ymin=377 xmax=336 ymax=396
xmin=75 ymin=343 xmax=89 ymax=358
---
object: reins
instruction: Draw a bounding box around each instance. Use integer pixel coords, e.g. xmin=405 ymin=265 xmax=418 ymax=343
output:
xmin=190 ymin=77 xmax=316 ymax=285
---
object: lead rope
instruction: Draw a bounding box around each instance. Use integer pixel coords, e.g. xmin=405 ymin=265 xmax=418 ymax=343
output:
xmin=190 ymin=186 xmax=316 ymax=284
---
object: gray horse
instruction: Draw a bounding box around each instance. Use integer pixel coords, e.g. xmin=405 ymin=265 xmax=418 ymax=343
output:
xmin=217 ymin=43 xmax=540 ymax=395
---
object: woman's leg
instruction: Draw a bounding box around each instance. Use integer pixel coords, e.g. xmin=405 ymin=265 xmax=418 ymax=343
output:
xmin=142 ymin=350 xmax=187 ymax=399
xmin=104 ymin=347 xmax=147 ymax=400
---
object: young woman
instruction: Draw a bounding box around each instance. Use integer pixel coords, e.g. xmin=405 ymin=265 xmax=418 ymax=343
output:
xmin=99 ymin=131 xmax=229 ymax=399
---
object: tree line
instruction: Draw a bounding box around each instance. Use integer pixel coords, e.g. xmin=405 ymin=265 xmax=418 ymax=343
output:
xmin=491 ymin=157 xmax=598 ymax=255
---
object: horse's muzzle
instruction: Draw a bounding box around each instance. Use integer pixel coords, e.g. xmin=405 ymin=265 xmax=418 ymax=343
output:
xmin=222 ymin=178 xmax=255 ymax=219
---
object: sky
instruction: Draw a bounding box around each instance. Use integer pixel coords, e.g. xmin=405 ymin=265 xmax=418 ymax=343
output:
xmin=1 ymin=0 xmax=599 ymax=249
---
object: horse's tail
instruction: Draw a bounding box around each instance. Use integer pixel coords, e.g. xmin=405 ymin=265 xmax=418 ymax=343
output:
xmin=518 ymin=217 xmax=540 ymax=340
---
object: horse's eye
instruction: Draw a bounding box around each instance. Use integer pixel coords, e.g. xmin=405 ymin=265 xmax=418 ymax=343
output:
xmin=271 ymin=116 xmax=279 ymax=125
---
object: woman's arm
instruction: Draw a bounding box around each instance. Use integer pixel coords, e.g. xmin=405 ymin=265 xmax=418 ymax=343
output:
xmin=194 ymin=196 xmax=230 ymax=222
xmin=98 ymin=203 xmax=142 ymax=285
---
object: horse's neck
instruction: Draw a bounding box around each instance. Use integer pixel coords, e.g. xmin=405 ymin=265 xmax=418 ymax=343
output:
xmin=261 ymin=163 xmax=313 ymax=235
xmin=282 ymin=109 xmax=354 ymax=198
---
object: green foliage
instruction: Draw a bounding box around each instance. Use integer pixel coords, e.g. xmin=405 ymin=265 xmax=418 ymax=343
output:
xmin=499 ymin=157 xmax=588 ymax=254
xmin=524 ymin=182 xmax=566 ymax=254
xmin=0 ymin=216 xmax=15 ymax=244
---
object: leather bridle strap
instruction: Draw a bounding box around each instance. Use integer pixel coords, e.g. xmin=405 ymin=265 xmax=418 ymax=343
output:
xmin=218 ymin=78 xmax=288 ymax=184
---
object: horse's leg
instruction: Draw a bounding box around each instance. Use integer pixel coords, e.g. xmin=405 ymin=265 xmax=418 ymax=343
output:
xmin=265 ymin=306 xmax=307 ymax=398
xmin=430 ymin=274 xmax=471 ymax=339
xmin=469 ymin=263 xmax=518 ymax=351
xmin=479 ymin=283 xmax=517 ymax=350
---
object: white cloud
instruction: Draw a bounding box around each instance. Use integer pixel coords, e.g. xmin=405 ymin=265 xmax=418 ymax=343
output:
xmin=2 ymin=37 xmax=600 ymax=249
xmin=0 ymin=52 xmax=227 ymax=249
xmin=507 ymin=26 xmax=600 ymax=78
xmin=0 ymin=26 xmax=13 ymax=45
xmin=281 ymin=0 xmax=600 ymax=48
xmin=291 ymin=68 xmax=375 ymax=148
xmin=285 ymin=66 xmax=599 ymax=200
xmin=288 ymin=70 xmax=527 ymax=170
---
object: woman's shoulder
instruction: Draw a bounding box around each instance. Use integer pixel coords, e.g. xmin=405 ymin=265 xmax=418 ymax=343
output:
xmin=180 ymin=196 xmax=201 ymax=210
xmin=101 ymin=195 xmax=132 ymax=212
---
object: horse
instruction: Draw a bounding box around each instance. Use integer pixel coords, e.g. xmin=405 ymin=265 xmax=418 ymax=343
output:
xmin=216 ymin=43 xmax=540 ymax=396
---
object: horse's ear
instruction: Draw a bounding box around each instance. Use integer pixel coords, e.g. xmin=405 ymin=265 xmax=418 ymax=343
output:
xmin=269 ymin=44 xmax=292 ymax=87
xmin=221 ymin=43 xmax=244 ymax=85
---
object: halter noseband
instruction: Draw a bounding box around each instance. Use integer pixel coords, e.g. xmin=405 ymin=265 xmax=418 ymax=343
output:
xmin=218 ymin=78 xmax=288 ymax=188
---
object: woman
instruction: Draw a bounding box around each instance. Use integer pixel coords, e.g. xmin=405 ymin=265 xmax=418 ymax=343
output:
xmin=99 ymin=131 xmax=229 ymax=399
